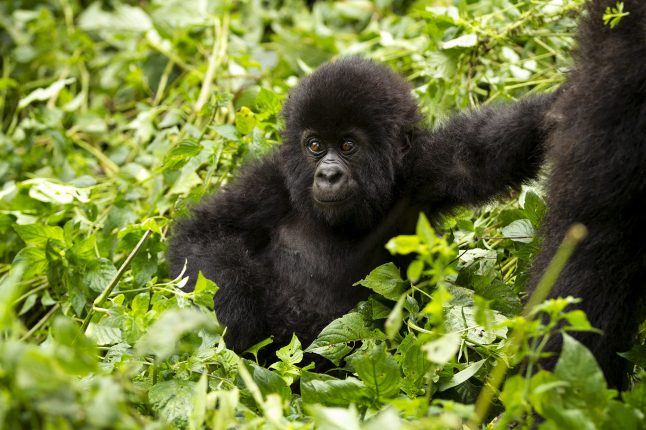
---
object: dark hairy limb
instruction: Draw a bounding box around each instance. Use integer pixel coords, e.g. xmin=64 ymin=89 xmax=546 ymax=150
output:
xmin=169 ymin=154 xmax=290 ymax=350
xmin=407 ymin=94 xmax=555 ymax=212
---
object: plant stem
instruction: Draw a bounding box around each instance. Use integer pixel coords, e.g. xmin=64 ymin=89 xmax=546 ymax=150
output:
xmin=467 ymin=223 xmax=587 ymax=429
xmin=81 ymin=229 xmax=152 ymax=332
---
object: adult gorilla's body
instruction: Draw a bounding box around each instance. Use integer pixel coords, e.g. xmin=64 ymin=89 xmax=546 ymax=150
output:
xmin=528 ymin=0 xmax=646 ymax=389
xmin=170 ymin=58 xmax=552 ymax=352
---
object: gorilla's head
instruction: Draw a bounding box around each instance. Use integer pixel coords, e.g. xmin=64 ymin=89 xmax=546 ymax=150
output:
xmin=280 ymin=57 xmax=422 ymax=231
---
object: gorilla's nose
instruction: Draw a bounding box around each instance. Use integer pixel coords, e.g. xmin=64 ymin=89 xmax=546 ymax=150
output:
xmin=316 ymin=164 xmax=344 ymax=186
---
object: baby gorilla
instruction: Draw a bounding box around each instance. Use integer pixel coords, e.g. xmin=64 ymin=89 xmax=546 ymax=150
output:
xmin=170 ymin=58 xmax=553 ymax=353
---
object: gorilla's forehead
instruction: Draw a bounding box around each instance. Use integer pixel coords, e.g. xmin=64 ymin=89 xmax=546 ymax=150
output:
xmin=294 ymin=85 xmax=392 ymax=131
xmin=282 ymin=57 xmax=421 ymax=144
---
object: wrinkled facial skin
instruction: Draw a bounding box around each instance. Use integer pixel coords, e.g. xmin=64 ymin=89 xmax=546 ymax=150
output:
xmin=279 ymin=58 xmax=422 ymax=231
xmin=282 ymin=122 xmax=399 ymax=231
xmin=303 ymin=128 xmax=363 ymax=205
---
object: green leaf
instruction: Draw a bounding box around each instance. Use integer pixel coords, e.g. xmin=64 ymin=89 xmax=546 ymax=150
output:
xmin=78 ymin=3 xmax=152 ymax=32
xmin=438 ymin=359 xmax=485 ymax=392
xmin=255 ymin=88 xmax=282 ymax=116
xmin=422 ymin=333 xmax=460 ymax=365
xmin=385 ymin=235 xmax=421 ymax=255
xmin=354 ymin=263 xmax=407 ymax=301
xmin=13 ymin=246 xmax=47 ymax=278
xmin=522 ymin=191 xmax=546 ymax=226
xmin=347 ymin=343 xmax=401 ymax=399
xmin=384 ymin=296 xmax=404 ymax=339
xmin=300 ymin=371 xmax=371 ymax=407
xmin=618 ymin=344 xmax=646 ymax=369
xmin=163 ymin=139 xmax=204 ymax=171
xmin=192 ymin=271 xmax=219 ymax=310
xmin=149 ymin=379 xmax=195 ymax=428
xmin=235 ymin=106 xmax=258 ymax=135
xmin=242 ymin=361 xmax=291 ymax=401
xmin=86 ymin=324 xmax=122 ymax=346
xmin=135 ymin=308 xmax=221 ymax=361
xmin=190 ymin=373 xmax=208 ymax=430
xmin=552 ymin=333 xmax=610 ymax=411
xmin=445 ymin=306 xmax=507 ymax=345
xmin=18 ymin=78 xmax=75 ymax=109
xmin=501 ymin=219 xmax=535 ymax=243
xmin=83 ymin=258 xmax=117 ymax=294
xmin=14 ymin=224 xmax=64 ymax=246
xmin=130 ymin=292 xmax=150 ymax=317
xmin=51 ymin=316 xmax=98 ymax=375
xmin=307 ymin=405 xmax=361 ymax=430
xmin=305 ymin=311 xmax=384 ymax=365
xmin=276 ymin=333 xmax=303 ymax=365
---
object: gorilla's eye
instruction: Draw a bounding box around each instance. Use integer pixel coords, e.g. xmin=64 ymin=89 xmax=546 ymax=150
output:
xmin=307 ymin=139 xmax=323 ymax=154
xmin=341 ymin=139 xmax=356 ymax=153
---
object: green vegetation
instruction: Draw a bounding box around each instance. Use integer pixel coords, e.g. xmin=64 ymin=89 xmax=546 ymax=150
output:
xmin=0 ymin=0 xmax=644 ymax=428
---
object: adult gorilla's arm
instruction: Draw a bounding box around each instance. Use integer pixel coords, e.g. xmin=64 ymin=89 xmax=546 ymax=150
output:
xmin=168 ymin=153 xmax=290 ymax=351
xmin=407 ymin=94 xmax=555 ymax=210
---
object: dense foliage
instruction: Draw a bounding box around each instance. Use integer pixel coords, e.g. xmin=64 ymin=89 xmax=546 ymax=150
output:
xmin=0 ymin=0 xmax=644 ymax=429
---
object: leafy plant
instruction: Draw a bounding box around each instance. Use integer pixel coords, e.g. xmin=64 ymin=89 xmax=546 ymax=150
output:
xmin=1 ymin=0 xmax=644 ymax=429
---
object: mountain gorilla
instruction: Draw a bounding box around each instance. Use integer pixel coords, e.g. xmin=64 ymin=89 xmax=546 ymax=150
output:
xmin=169 ymin=58 xmax=554 ymax=353
xmin=528 ymin=0 xmax=646 ymax=388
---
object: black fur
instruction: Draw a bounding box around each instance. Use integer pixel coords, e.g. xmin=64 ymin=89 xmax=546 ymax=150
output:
xmin=528 ymin=0 xmax=646 ymax=388
xmin=169 ymin=58 xmax=554 ymax=353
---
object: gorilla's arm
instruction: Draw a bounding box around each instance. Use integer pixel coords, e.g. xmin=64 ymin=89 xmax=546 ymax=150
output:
xmin=169 ymin=153 xmax=291 ymax=351
xmin=407 ymin=94 xmax=554 ymax=210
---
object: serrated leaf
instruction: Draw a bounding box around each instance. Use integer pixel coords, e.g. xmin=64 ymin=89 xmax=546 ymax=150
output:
xmin=300 ymin=371 xmax=371 ymax=407
xmin=135 ymin=308 xmax=220 ymax=361
xmin=84 ymin=258 xmax=117 ymax=293
xmin=243 ymin=361 xmax=291 ymax=401
xmin=502 ymin=219 xmax=535 ymax=243
xmin=255 ymin=88 xmax=282 ymax=115
xmin=305 ymin=312 xmax=384 ymax=365
xmin=445 ymin=306 xmax=507 ymax=345
xmin=192 ymin=271 xmax=218 ymax=310
xmin=354 ymin=263 xmax=407 ymax=301
xmin=163 ymin=139 xmax=204 ymax=171
xmin=87 ymin=324 xmax=122 ymax=346
xmin=13 ymin=246 xmax=47 ymax=278
xmin=553 ymin=333 xmax=609 ymax=410
xmin=347 ymin=343 xmax=400 ymax=399
xmin=14 ymin=224 xmax=65 ymax=246
xmin=149 ymin=379 xmax=195 ymax=428
xmin=276 ymin=333 xmax=303 ymax=365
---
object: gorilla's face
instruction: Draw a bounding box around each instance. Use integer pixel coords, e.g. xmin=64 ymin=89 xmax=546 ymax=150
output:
xmin=279 ymin=57 xmax=422 ymax=231
xmin=303 ymin=128 xmax=363 ymax=205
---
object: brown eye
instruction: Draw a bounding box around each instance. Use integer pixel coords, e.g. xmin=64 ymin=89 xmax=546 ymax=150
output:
xmin=307 ymin=139 xmax=323 ymax=154
xmin=341 ymin=139 xmax=355 ymax=153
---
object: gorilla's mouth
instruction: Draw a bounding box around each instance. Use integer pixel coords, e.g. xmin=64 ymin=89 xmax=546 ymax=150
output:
xmin=313 ymin=195 xmax=351 ymax=205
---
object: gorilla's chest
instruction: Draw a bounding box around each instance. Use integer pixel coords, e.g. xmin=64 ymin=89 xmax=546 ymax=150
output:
xmin=262 ymin=220 xmax=386 ymax=343
xmin=271 ymin=221 xmax=384 ymax=292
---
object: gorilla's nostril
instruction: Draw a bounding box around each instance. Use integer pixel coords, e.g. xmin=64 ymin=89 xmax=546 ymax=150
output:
xmin=317 ymin=166 xmax=344 ymax=185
